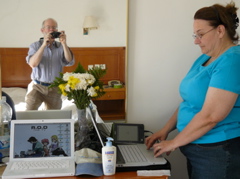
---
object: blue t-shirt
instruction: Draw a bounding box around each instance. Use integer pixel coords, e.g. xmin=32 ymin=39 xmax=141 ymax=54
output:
xmin=178 ymin=45 xmax=240 ymax=144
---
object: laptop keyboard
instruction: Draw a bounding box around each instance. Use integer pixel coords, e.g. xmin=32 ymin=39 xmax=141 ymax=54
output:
xmin=10 ymin=160 xmax=69 ymax=170
xmin=118 ymin=145 xmax=147 ymax=163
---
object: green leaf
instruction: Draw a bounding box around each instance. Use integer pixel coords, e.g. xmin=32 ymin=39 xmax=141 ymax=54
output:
xmin=88 ymin=66 xmax=107 ymax=79
xmin=73 ymin=62 xmax=86 ymax=73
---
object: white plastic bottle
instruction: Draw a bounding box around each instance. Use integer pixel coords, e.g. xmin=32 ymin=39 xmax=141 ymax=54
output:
xmin=102 ymin=137 xmax=117 ymax=175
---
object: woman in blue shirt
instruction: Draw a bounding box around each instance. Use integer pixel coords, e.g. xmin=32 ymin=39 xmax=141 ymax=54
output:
xmin=146 ymin=2 xmax=240 ymax=179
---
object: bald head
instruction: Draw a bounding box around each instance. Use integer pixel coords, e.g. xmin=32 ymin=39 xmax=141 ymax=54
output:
xmin=42 ymin=18 xmax=58 ymax=28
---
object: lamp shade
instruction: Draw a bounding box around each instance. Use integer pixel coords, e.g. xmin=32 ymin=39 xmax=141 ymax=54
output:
xmin=83 ymin=16 xmax=98 ymax=29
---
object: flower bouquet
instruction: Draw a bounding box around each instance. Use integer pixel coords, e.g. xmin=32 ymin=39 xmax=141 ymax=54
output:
xmin=50 ymin=62 xmax=106 ymax=109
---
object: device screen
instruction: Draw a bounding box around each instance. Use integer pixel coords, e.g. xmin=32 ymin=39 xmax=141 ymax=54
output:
xmin=117 ymin=125 xmax=138 ymax=142
xmin=13 ymin=123 xmax=72 ymax=158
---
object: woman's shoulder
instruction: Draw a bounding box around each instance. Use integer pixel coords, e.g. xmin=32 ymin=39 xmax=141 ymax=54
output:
xmin=226 ymin=45 xmax=240 ymax=55
xmin=213 ymin=46 xmax=240 ymax=68
xmin=221 ymin=45 xmax=240 ymax=61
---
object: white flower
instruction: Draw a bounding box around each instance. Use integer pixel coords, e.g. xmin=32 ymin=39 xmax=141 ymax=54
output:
xmin=76 ymin=79 xmax=88 ymax=90
xmin=63 ymin=72 xmax=73 ymax=81
xmin=87 ymin=86 xmax=97 ymax=97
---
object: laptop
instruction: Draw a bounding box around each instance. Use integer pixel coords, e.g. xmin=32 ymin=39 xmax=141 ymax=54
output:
xmin=87 ymin=107 xmax=167 ymax=171
xmin=2 ymin=119 xmax=75 ymax=179
xmin=16 ymin=110 xmax=72 ymax=120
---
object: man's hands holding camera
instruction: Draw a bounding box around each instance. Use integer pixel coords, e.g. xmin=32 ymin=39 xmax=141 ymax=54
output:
xmin=43 ymin=31 xmax=67 ymax=46
xmin=51 ymin=31 xmax=61 ymax=38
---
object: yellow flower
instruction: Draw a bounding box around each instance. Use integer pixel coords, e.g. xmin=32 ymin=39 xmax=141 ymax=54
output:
xmin=92 ymin=93 xmax=98 ymax=97
xmin=68 ymin=76 xmax=80 ymax=89
xmin=94 ymin=86 xmax=100 ymax=90
xmin=59 ymin=84 xmax=67 ymax=96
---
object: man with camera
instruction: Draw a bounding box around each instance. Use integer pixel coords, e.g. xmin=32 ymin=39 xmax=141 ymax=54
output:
xmin=25 ymin=18 xmax=75 ymax=110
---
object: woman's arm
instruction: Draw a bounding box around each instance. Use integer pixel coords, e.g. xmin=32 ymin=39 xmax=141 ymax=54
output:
xmin=154 ymin=87 xmax=238 ymax=156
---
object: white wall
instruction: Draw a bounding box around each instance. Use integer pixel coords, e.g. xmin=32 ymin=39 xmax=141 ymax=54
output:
xmin=127 ymin=0 xmax=240 ymax=178
xmin=0 ymin=0 xmax=127 ymax=47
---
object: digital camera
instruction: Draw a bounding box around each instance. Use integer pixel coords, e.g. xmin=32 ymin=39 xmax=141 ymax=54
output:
xmin=51 ymin=31 xmax=61 ymax=38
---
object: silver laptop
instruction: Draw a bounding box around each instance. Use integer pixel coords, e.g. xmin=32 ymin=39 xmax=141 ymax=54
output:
xmin=16 ymin=110 xmax=72 ymax=120
xmin=2 ymin=119 xmax=75 ymax=179
xmin=87 ymin=107 xmax=167 ymax=169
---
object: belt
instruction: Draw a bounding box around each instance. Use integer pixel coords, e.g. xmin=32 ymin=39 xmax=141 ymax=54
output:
xmin=34 ymin=80 xmax=52 ymax=87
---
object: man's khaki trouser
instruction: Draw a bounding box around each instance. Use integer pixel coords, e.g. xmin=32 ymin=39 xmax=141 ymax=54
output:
xmin=25 ymin=81 xmax=62 ymax=110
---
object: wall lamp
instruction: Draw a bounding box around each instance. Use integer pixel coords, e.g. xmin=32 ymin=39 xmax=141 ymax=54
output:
xmin=83 ymin=16 xmax=98 ymax=35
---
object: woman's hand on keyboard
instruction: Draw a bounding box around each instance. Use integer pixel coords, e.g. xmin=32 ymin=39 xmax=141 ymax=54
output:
xmin=153 ymin=140 xmax=177 ymax=157
xmin=145 ymin=129 xmax=168 ymax=150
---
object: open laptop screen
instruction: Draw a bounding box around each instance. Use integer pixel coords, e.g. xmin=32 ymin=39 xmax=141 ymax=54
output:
xmin=12 ymin=121 xmax=72 ymax=159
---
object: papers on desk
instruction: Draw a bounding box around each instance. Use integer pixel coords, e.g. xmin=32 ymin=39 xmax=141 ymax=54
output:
xmin=137 ymin=170 xmax=171 ymax=176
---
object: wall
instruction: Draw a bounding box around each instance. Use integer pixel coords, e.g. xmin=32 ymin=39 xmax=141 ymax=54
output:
xmin=0 ymin=0 xmax=127 ymax=47
xmin=127 ymin=0 xmax=240 ymax=179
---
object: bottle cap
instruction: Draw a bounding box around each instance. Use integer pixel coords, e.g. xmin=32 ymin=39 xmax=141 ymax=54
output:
xmin=106 ymin=137 xmax=114 ymax=147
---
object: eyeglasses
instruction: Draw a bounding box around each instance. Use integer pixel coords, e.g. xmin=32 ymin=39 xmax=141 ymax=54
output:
xmin=192 ymin=28 xmax=215 ymax=40
xmin=43 ymin=26 xmax=58 ymax=30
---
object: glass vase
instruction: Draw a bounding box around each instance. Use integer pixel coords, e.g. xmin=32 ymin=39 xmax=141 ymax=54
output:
xmin=75 ymin=108 xmax=90 ymax=150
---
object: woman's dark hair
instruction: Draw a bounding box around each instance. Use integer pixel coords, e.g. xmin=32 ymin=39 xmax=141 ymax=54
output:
xmin=194 ymin=1 xmax=239 ymax=42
